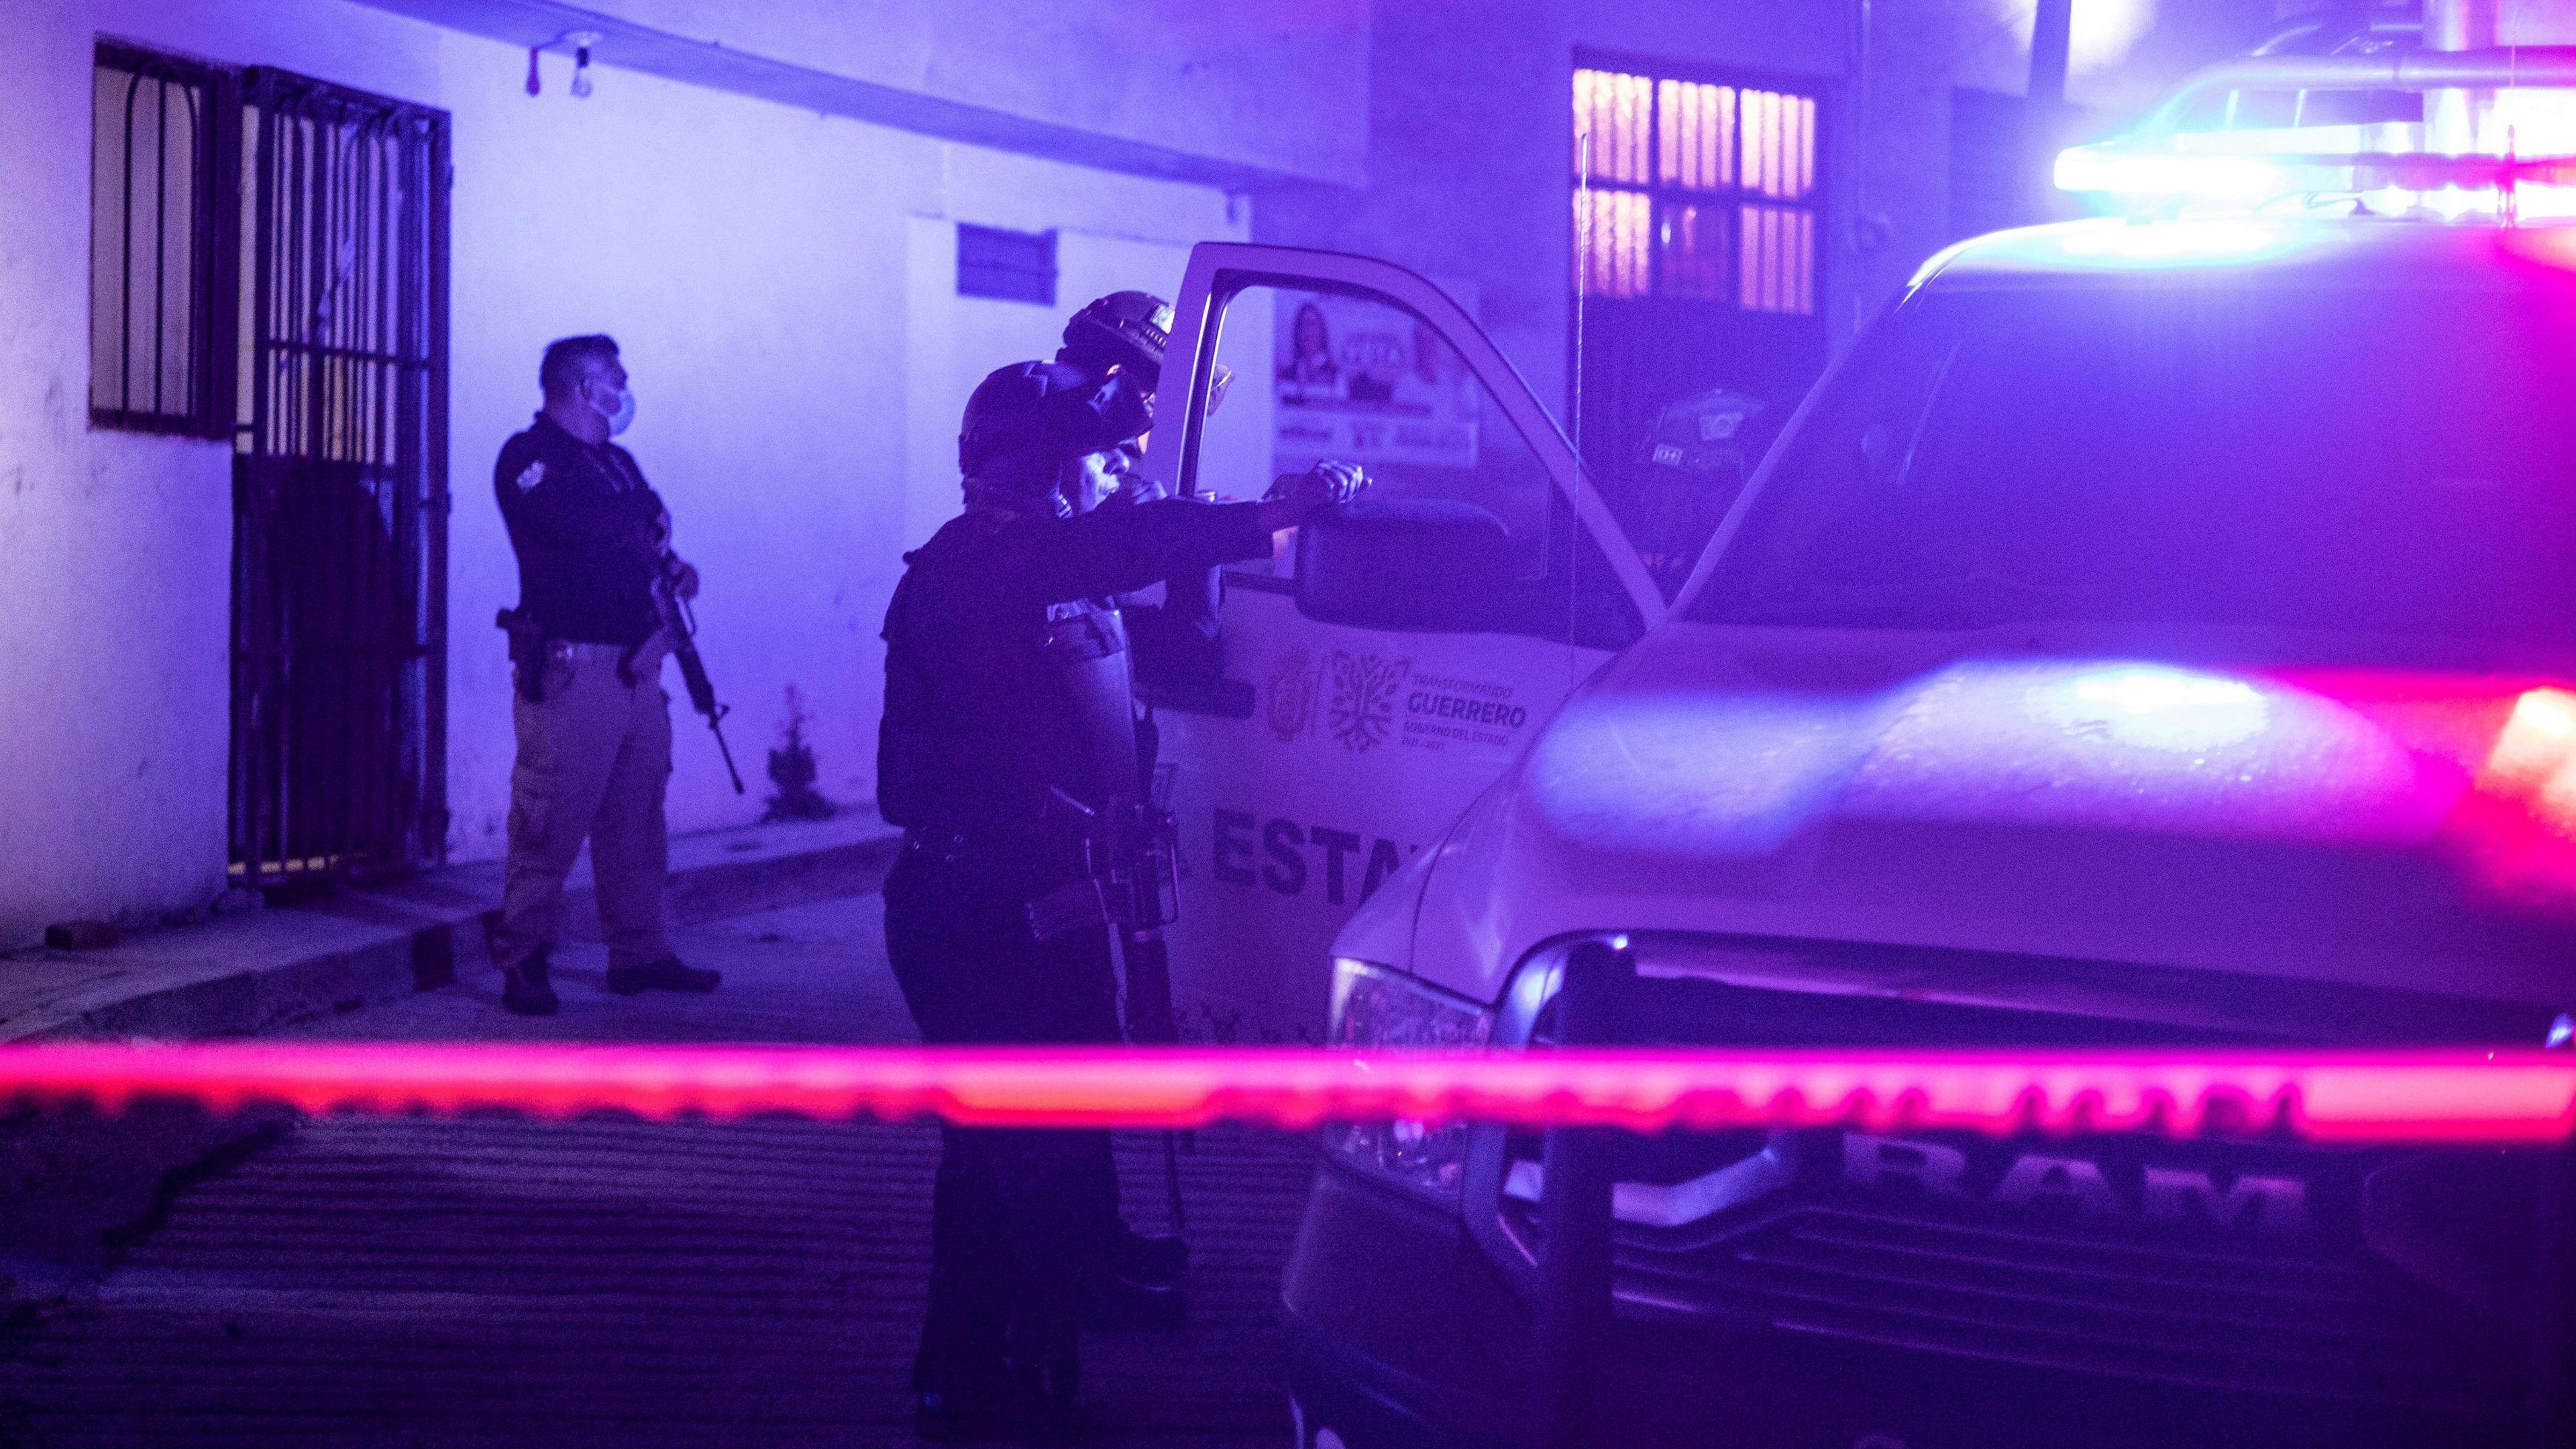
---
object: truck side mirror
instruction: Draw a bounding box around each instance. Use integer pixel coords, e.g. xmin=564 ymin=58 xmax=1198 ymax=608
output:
xmin=1295 ymin=499 xmax=1514 ymax=632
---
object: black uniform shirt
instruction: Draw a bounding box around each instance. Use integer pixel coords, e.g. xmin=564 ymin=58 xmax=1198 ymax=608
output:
xmin=878 ymin=497 xmax=1272 ymax=857
xmin=493 ymin=413 xmax=667 ymax=647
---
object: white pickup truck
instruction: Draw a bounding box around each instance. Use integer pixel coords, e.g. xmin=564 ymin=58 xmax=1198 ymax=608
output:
xmin=1130 ymin=46 xmax=2576 ymax=1448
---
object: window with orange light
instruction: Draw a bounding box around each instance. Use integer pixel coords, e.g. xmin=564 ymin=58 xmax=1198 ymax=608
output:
xmin=1572 ymin=63 xmax=1821 ymax=314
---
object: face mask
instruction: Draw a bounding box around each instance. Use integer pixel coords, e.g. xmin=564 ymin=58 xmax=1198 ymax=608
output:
xmin=590 ymin=380 xmax=636 ymax=437
xmin=1061 ymin=449 xmax=1126 ymax=516
xmin=1106 ymin=443 xmax=1163 ymax=505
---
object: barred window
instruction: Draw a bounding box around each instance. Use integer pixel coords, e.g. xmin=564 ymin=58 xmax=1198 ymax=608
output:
xmin=1573 ymin=63 xmax=1821 ymax=315
xmin=91 ymin=42 xmax=236 ymax=436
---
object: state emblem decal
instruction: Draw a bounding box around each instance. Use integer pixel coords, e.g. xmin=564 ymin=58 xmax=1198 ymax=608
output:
xmin=1326 ymin=652 xmax=1410 ymax=753
xmin=1266 ymin=648 xmax=1319 ymax=743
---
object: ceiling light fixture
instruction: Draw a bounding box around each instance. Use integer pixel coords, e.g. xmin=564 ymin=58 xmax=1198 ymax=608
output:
xmin=525 ymin=30 xmax=606 ymax=99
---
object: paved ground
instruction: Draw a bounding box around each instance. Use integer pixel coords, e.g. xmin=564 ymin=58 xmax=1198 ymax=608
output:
xmin=1 ymin=893 xmax=1316 ymax=1447
xmin=0 ymin=814 xmax=897 ymax=1045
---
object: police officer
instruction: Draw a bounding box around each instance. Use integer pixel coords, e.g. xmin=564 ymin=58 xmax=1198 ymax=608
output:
xmin=490 ymin=335 xmax=721 ymax=1016
xmin=880 ymin=317 xmax=1350 ymax=1439
xmin=1056 ymin=292 xmax=1229 ymax=688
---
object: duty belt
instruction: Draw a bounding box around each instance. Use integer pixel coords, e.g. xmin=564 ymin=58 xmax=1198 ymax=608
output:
xmin=560 ymin=641 xmax=635 ymax=663
xmin=567 ymin=634 xmax=674 ymax=684
xmin=498 ymin=608 xmax=669 ymax=700
xmin=901 ymin=826 xmax=1122 ymax=942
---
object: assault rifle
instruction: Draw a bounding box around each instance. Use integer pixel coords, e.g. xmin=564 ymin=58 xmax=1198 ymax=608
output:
xmin=647 ymin=553 xmax=746 ymax=795
xmin=1098 ymin=782 xmax=1183 ymax=1046
xmin=1036 ymin=771 xmax=1190 ymax=1234
xmin=1031 ymin=781 xmax=1182 ymax=1038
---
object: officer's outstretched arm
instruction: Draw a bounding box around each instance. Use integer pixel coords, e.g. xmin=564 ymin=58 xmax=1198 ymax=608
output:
xmin=998 ymin=498 xmax=1273 ymax=608
xmin=1126 ymin=562 xmax=1224 ymax=688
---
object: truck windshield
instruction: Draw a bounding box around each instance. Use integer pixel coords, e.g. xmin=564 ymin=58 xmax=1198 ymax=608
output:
xmin=1689 ymin=276 xmax=2576 ymax=651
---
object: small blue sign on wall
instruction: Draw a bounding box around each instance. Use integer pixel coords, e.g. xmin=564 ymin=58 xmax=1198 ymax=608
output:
xmin=957 ymin=223 xmax=1057 ymax=305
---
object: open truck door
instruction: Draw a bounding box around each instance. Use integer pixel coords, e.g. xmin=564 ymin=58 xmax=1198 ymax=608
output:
xmin=1131 ymin=244 xmax=1665 ymax=1041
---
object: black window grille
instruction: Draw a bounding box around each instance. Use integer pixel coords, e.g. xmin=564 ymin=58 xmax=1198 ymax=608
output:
xmin=230 ymin=68 xmax=451 ymax=886
xmin=1572 ymin=61 xmax=1823 ymax=314
xmin=957 ymin=223 xmax=1057 ymax=305
xmin=1570 ymin=54 xmax=1831 ymax=603
xmin=90 ymin=41 xmax=238 ymax=436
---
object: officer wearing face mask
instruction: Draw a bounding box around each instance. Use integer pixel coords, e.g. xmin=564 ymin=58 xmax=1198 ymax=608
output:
xmin=489 ymin=334 xmax=720 ymax=1016
xmin=1053 ymin=290 xmax=1229 ymax=692
xmin=879 ymin=351 xmax=1349 ymax=1440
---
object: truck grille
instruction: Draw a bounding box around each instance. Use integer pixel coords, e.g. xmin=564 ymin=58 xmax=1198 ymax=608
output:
xmin=1492 ymin=1144 xmax=2516 ymax=1412
xmin=1497 ymin=1183 xmax=2508 ymax=1407
xmin=1474 ymin=931 xmax=2553 ymax=1415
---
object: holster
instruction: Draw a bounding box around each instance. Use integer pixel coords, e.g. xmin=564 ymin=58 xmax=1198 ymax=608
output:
xmin=494 ymin=607 xmax=551 ymax=703
xmin=900 ymin=814 xmax=1174 ymax=946
xmin=1025 ymin=796 xmax=1181 ymax=943
xmin=1026 ymin=876 xmax=1116 ymax=942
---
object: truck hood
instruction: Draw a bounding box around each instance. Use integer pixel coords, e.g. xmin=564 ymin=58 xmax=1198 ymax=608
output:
xmin=1403 ymin=623 xmax=2576 ymax=1010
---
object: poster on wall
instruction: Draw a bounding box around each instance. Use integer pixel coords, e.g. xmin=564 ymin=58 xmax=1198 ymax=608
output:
xmin=1273 ymin=290 xmax=1480 ymax=473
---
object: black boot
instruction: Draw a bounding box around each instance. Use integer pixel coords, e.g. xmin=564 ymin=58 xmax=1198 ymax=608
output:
xmin=1114 ymin=1223 xmax=1187 ymax=1286
xmin=1085 ymin=1272 xmax=1186 ymax=1333
xmin=912 ymin=1383 xmax=1022 ymax=1444
xmin=606 ymin=955 xmax=721 ymax=995
xmin=502 ymin=951 xmax=559 ymax=1016
xmin=1008 ymin=1338 xmax=1102 ymax=1444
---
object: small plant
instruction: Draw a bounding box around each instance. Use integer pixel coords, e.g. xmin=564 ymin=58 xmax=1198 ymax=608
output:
xmin=762 ymin=684 xmax=836 ymax=822
xmin=1193 ymin=1004 xmax=1246 ymax=1046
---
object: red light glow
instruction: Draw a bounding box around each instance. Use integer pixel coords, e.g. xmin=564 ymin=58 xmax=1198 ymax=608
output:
xmin=2 ymin=1044 xmax=2572 ymax=1143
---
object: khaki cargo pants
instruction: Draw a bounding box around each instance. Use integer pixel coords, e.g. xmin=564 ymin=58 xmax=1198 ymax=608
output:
xmin=493 ymin=639 xmax=674 ymax=974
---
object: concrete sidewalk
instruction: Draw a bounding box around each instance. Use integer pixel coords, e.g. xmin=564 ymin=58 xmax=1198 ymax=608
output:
xmin=0 ymin=812 xmax=901 ymax=1044
xmin=1 ymin=814 xmax=904 ymax=1289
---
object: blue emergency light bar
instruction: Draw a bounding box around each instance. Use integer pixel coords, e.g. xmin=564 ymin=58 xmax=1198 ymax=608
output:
xmin=2057 ymin=45 xmax=2576 ymax=217
xmin=2058 ymin=144 xmax=2576 ymax=207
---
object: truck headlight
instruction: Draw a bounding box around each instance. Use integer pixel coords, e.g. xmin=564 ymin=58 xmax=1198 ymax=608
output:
xmin=1324 ymin=958 xmax=1495 ymax=1204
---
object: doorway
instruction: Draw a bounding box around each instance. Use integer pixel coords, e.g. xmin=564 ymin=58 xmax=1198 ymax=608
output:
xmin=229 ymin=67 xmax=450 ymax=886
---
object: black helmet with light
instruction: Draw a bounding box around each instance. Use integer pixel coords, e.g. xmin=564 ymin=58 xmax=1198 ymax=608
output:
xmin=1060 ymin=290 xmax=1174 ymax=383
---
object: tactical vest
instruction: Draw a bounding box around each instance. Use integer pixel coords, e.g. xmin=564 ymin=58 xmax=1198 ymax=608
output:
xmin=1041 ymin=602 xmax=1146 ymax=818
xmin=875 ymin=518 xmax=1145 ymax=844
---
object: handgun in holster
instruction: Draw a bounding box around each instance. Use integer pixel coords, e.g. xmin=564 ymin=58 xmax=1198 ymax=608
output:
xmin=494 ymin=607 xmax=553 ymax=703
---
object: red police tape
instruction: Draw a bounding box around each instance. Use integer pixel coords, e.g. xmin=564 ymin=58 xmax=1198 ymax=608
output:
xmin=4 ymin=1043 xmax=2576 ymax=1141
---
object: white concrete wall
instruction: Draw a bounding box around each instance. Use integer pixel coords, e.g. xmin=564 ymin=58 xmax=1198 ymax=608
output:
xmin=0 ymin=0 xmax=1241 ymax=943
xmin=482 ymin=0 xmax=1372 ymax=185
xmin=1 ymin=2 xmax=250 ymax=946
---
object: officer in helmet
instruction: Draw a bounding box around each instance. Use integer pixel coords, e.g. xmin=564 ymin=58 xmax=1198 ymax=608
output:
xmin=879 ymin=334 xmax=1350 ymax=1439
xmin=1057 ymin=289 xmax=1171 ymax=388
xmin=1053 ymin=290 xmax=1231 ymax=685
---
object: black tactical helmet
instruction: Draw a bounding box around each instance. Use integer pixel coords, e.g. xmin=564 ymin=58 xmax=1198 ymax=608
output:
xmin=1061 ymin=290 xmax=1173 ymax=381
xmin=957 ymin=359 xmax=1152 ymax=484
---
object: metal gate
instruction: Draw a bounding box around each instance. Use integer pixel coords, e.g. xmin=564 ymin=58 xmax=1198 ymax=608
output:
xmin=230 ymin=69 xmax=449 ymax=887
